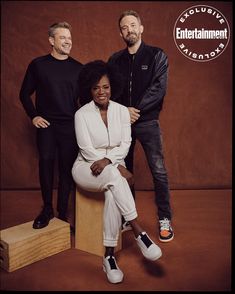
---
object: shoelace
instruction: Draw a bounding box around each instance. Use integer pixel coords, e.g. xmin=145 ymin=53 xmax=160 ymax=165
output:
xmin=159 ymin=218 xmax=171 ymax=231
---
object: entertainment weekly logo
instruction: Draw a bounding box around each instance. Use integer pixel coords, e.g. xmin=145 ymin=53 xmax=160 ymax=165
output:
xmin=173 ymin=5 xmax=230 ymax=62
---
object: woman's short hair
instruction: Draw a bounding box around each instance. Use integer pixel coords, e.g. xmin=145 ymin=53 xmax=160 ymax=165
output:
xmin=78 ymin=60 xmax=123 ymax=106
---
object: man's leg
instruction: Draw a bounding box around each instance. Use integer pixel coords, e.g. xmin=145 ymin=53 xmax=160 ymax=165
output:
xmin=121 ymin=135 xmax=136 ymax=231
xmin=56 ymin=122 xmax=78 ymax=220
xmin=34 ymin=126 xmax=56 ymax=229
xmin=124 ymin=135 xmax=136 ymax=200
xmin=134 ymin=120 xmax=174 ymax=242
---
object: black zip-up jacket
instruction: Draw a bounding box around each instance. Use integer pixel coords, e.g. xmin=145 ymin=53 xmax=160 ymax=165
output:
xmin=108 ymin=42 xmax=168 ymax=123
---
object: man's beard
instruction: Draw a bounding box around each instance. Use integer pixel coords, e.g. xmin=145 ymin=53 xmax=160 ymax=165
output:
xmin=124 ymin=32 xmax=139 ymax=47
xmin=55 ymin=46 xmax=71 ymax=55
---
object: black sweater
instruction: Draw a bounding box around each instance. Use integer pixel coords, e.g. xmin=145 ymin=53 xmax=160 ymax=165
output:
xmin=19 ymin=54 xmax=83 ymax=122
xmin=108 ymin=42 xmax=168 ymax=122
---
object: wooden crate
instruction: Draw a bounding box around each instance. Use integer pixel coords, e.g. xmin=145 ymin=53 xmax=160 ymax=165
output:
xmin=75 ymin=188 xmax=122 ymax=257
xmin=0 ymin=218 xmax=71 ymax=272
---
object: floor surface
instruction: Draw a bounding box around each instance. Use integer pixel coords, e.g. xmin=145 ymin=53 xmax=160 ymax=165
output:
xmin=0 ymin=189 xmax=232 ymax=291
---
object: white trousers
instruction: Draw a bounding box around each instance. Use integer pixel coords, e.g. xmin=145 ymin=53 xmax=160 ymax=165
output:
xmin=72 ymin=162 xmax=137 ymax=247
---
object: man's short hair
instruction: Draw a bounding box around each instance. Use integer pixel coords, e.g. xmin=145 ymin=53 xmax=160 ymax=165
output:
xmin=48 ymin=22 xmax=72 ymax=37
xmin=118 ymin=10 xmax=142 ymax=27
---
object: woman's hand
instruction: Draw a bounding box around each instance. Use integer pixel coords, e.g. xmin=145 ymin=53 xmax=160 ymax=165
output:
xmin=90 ymin=158 xmax=111 ymax=176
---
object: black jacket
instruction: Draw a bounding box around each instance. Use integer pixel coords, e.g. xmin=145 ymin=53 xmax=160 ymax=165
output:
xmin=108 ymin=42 xmax=168 ymax=123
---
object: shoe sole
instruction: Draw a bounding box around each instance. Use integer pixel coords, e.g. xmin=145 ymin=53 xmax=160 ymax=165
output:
xmin=33 ymin=224 xmax=48 ymax=229
xmin=159 ymin=234 xmax=174 ymax=243
xmin=102 ymin=265 xmax=123 ymax=284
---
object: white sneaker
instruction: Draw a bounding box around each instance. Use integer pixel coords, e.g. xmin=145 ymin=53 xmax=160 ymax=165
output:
xmin=103 ymin=255 xmax=124 ymax=284
xmin=136 ymin=232 xmax=162 ymax=261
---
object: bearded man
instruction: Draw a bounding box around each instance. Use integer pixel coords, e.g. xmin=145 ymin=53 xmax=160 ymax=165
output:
xmin=108 ymin=10 xmax=174 ymax=242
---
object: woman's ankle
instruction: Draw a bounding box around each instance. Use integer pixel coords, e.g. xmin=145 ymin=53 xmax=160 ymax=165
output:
xmin=104 ymin=246 xmax=115 ymax=257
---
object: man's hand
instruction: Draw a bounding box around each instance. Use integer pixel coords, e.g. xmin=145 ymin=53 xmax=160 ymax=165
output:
xmin=90 ymin=158 xmax=111 ymax=176
xmin=32 ymin=116 xmax=50 ymax=128
xmin=128 ymin=107 xmax=140 ymax=124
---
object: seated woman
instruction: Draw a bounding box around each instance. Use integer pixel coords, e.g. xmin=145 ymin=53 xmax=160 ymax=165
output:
xmin=72 ymin=60 xmax=162 ymax=284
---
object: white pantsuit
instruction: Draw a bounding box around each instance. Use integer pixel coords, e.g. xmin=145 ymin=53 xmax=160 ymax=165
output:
xmin=72 ymin=100 xmax=137 ymax=247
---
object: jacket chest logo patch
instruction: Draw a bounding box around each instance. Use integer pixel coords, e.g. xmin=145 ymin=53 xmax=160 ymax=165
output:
xmin=141 ymin=65 xmax=148 ymax=70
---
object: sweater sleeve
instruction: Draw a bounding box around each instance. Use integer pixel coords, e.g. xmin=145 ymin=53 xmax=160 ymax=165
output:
xmin=19 ymin=62 xmax=38 ymax=119
xmin=137 ymin=50 xmax=168 ymax=114
xmin=105 ymin=106 xmax=131 ymax=166
xmin=74 ymin=110 xmax=102 ymax=162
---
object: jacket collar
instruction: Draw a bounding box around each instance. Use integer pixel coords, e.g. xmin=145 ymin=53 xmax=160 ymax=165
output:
xmin=124 ymin=41 xmax=145 ymax=57
xmin=90 ymin=100 xmax=112 ymax=111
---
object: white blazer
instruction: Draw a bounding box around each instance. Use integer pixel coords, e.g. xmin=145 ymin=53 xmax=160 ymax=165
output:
xmin=73 ymin=100 xmax=131 ymax=167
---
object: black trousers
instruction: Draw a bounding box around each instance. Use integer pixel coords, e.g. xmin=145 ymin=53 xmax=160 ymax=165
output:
xmin=36 ymin=121 xmax=78 ymax=217
xmin=125 ymin=119 xmax=172 ymax=220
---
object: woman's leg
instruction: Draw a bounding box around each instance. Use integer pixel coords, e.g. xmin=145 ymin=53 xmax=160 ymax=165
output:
xmin=103 ymin=189 xmax=122 ymax=248
xmin=72 ymin=161 xmax=161 ymax=283
xmin=72 ymin=162 xmax=126 ymax=283
xmin=72 ymin=163 xmax=138 ymax=246
xmin=103 ymin=166 xmax=163 ymax=262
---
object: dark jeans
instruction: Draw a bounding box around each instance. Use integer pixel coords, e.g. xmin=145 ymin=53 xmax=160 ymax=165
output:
xmin=36 ymin=121 xmax=78 ymax=217
xmin=125 ymin=119 xmax=172 ymax=220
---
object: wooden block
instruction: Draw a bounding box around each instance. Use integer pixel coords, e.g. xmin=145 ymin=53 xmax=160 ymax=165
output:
xmin=0 ymin=218 xmax=71 ymax=272
xmin=75 ymin=188 xmax=122 ymax=257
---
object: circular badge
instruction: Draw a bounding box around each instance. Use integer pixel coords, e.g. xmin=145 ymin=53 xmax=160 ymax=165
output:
xmin=173 ymin=5 xmax=230 ymax=62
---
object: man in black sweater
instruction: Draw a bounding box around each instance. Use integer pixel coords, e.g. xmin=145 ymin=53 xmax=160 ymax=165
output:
xmin=19 ymin=22 xmax=83 ymax=229
xmin=108 ymin=10 xmax=174 ymax=242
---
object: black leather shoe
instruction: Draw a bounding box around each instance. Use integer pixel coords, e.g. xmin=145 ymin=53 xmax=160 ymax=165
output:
xmin=33 ymin=207 xmax=54 ymax=229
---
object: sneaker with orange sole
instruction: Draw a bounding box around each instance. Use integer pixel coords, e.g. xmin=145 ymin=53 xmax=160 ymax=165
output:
xmin=159 ymin=218 xmax=174 ymax=242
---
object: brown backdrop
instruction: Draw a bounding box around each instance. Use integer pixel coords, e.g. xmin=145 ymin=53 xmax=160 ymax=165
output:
xmin=1 ymin=1 xmax=232 ymax=190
